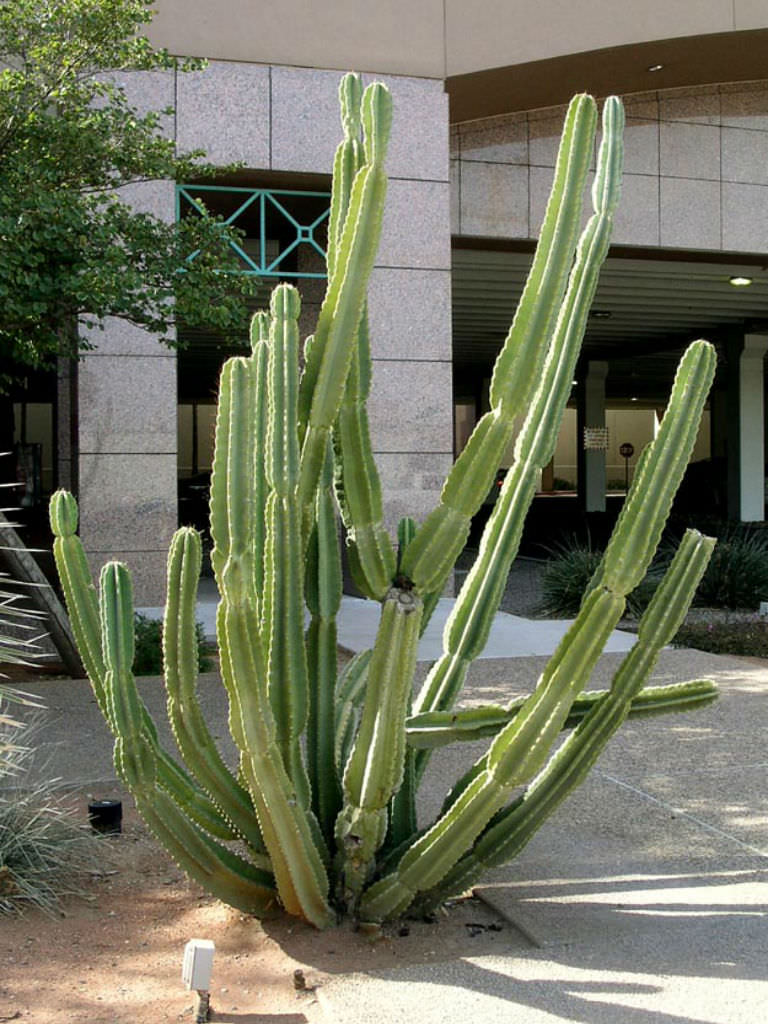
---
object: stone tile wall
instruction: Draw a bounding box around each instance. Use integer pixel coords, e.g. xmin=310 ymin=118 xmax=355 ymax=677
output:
xmin=452 ymin=81 xmax=768 ymax=255
xmin=78 ymin=64 xmax=452 ymax=603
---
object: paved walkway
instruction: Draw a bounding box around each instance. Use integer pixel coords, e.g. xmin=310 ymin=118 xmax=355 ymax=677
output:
xmin=13 ymin=599 xmax=768 ymax=1024
xmin=137 ymin=572 xmax=637 ymax=660
xmin=317 ymin=646 xmax=768 ymax=1023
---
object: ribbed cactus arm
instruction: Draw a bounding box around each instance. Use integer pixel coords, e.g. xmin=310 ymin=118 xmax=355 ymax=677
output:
xmin=163 ymin=526 xmax=268 ymax=859
xmin=310 ymin=74 xmax=395 ymax=601
xmin=135 ymin=790 xmax=277 ymax=916
xmin=333 ymin=310 xmax=396 ymax=601
xmin=217 ymin=598 xmax=334 ymax=928
xmin=50 ymin=491 xmax=238 ymax=841
xmin=306 ymin=442 xmax=344 ymax=846
xmin=416 ymin=529 xmax=717 ymax=910
xmin=50 ymin=490 xmax=109 ymax=715
xmin=209 ymin=357 xmax=256 ymax=585
xmin=334 ymin=648 xmax=372 ymax=776
xmin=591 ymin=340 xmax=716 ymax=595
xmin=299 ymin=72 xmax=364 ymax=423
xmin=410 ymin=98 xmax=625 ymax=731
xmin=335 ymin=588 xmax=422 ymax=902
xmin=298 ymin=82 xmax=392 ymax=512
xmin=406 ymin=678 xmax=718 ymax=748
xmin=399 ymin=95 xmax=601 ymax=595
xmin=262 ymin=285 xmax=312 ymax=807
xmin=249 ymin=310 xmax=270 ymax=618
xmin=99 ymin=562 xmax=275 ymax=914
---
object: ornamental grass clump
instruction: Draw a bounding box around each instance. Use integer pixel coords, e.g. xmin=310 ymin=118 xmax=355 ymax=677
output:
xmin=50 ymin=75 xmax=720 ymax=929
xmin=692 ymin=525 xmax=768 ymax=610
xmin=0 ymin=716 xmax=104 ymax=916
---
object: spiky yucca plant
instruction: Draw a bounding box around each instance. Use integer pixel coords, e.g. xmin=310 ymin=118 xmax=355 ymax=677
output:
xmin=50 ymin=75 xmax=718 ymax=929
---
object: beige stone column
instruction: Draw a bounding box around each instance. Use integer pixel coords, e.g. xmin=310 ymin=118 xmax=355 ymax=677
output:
xmin=77 ymin=301 xmax=178 ymax=608
xmin=76 ymin=69 xmax=180 ymax=607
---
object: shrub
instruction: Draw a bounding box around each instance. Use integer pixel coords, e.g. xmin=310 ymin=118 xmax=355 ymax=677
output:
xmin=545 ymin=524 xmax=768 ymax=619
xmin=540 ymin=540 xmax=659 ymax=617
xmin=133 ymin=612 xmax=213 ymax=676
xmin=0 ymin=716 xmax=103 ymax=915
xmin=539 ymin=542 xmax=602 ymax=616
xmin=694 ymin=526 xmax=768 ymax=610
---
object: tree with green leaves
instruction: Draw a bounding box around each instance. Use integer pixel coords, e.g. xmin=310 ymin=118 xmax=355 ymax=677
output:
xmin=0 ymin=0 xmax=253 ymax=394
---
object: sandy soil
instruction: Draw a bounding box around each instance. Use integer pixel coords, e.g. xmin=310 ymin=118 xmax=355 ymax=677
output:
xmin=0 ymin=788 xmax=514 ymax=1024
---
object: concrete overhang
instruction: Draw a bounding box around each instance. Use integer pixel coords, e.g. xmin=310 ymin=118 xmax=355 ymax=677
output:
xmin=448 ymin=28 xmax=768 ymax=122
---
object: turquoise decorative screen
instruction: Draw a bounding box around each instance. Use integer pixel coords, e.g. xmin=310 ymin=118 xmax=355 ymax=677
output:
xmin=176 ymin=185 xmax=331 ymax=278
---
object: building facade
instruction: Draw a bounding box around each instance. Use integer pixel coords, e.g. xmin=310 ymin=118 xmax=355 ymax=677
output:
xmin=21 ymin=2 xmax=768 ymax=602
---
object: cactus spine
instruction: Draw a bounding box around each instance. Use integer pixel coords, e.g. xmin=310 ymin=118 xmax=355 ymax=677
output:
xmin=50 ymin=76 xmax=719 ymax=929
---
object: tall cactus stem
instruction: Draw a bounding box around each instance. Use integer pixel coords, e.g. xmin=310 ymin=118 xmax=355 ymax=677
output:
xmin=336 ymin=587 xmax=422 ymax=900
xmin=263 ymin=285 xmax=312 ymax=808
xmin=400 ymin=94 xmax=604 ymax=596
xmin=298 ymin=82 xmax=392 ymax=514
xmin=306 ymin=442 xmax=344 ymax=846
xmin=164 ymin=526 xmax=268 ymax=859
xmin=249 ymin=310 xmax=270 ymax=621
xmin=410 ymin=98 xmax=624 ymax=749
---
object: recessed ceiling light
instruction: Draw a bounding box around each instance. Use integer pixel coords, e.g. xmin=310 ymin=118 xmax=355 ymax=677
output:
xmin=729 ymin=275 xmax=753 ymax=287
xmin=630 ymin=396 xmax=639 ymax=402
xmin=647 ymin=63 xmax=664 ymax=73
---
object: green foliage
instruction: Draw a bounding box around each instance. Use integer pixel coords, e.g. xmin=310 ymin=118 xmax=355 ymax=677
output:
xmin=539 ymin=541 xmax=603 ymax=616
xmin=0 ymin=470 xmax=46 ymax=764
xmin=133 ymin=612 xmax=212 ymax=677
xmin=543 ymin=522 xmax=768 ymax=619
xmin=691 ymin=525 xmax=768 ymax=610
xmin=0 ymin=0 xmax=254 ymax=387
xmin=540 ymin=539 xmax=660 ymax=618
xmin=50 ymin=77 xmax=719 ymax=929
xmin=0 ymin=716 xmax=103 ymax=916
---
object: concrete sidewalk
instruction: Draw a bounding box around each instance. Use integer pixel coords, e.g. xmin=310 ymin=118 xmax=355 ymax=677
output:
xmin=319 ymin=648 xmax=768 ymax=1024
xmin=13 ymin=625 xmax=768 ymax=1023
xmin=137 ymin=581 xmax=638 ymax=660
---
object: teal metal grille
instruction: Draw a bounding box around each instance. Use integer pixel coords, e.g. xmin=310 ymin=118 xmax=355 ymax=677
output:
xmin=176 ymin=185 xmax=331 ymax=279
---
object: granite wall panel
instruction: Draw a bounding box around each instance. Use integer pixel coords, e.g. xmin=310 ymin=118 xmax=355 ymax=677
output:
xmin=451 ymin=80 xmax=768 ymax=257
xmin=176 ymin=61 xmax=270 ymax=167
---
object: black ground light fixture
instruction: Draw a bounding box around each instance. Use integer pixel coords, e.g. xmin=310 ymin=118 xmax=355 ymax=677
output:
xmin=88 ymin=799 xmax=123 ymax=835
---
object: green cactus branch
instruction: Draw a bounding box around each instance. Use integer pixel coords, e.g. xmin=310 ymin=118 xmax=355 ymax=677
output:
xmin=306 ymin=442 xmax=344 ymax=846
xmin=400 ymin=94 xmax=604 ymax=598
xmin=409 ymin=96 xmax=625 ymax=756
xmin=164 ymin=526 xmax=268 ymax=859
xmin=50 ymin=74 xmax=720 ymax=931
xmin=406 ymin=677 xmax=719 ymax=749
xmin=415 ymin=530 xmax=716 ymax=912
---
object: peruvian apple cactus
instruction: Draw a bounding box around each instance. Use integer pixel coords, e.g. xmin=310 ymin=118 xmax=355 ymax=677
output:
xmin=50 ymin=74 xmax=718 ymax=928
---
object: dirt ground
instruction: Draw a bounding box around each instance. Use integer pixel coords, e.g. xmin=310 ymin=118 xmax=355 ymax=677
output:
xmin=0 ymin=787 xmax=515 ymax=1024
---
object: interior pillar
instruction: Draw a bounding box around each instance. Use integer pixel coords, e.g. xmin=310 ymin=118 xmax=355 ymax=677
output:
xmin=738 ymin=334 xmax=768 ymax=521
xmin=577 ymin=360 xmax=608 ymax=513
